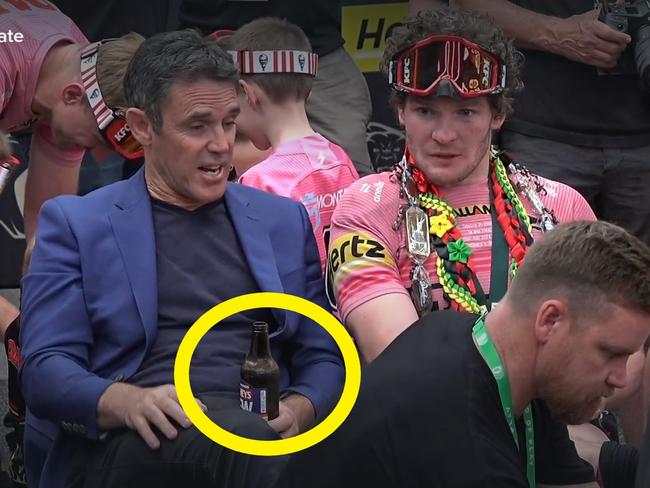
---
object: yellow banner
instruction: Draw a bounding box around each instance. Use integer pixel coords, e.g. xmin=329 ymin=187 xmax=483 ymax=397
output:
xmin=342 ymin=2 xmax=409 ymax=73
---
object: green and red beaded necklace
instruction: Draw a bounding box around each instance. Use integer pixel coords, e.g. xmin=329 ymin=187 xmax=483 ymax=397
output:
xmin=395 ymin=147 xmax=550 ymax=315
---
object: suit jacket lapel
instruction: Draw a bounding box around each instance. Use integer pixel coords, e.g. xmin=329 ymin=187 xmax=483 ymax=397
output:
xmin=225 ymin=184 xmax=287 ymax=329
xmin=109 ymin=169 xmax=158 ymax=346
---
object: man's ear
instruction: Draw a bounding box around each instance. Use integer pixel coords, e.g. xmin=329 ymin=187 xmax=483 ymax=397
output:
xmin=126 ymin=107 xmax=153 ymax=146
xmin=534 ymin=299 xmax=570 ymax=344
xmin=491 ymin=110 xmax=506 ymax=131
xmin=61 ymin=83 xmax=85 ymax=105
xmin=239 ymin=79 xmax=262 ymax=110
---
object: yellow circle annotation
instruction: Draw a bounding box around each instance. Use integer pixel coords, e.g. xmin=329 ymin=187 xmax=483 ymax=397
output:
xmin=174 ymin=292 xmax=361 ymax=456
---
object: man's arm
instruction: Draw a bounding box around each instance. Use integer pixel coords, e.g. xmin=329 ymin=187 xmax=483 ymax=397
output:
xmin=327 ymin=178 xmax=418 ymax=364
xmin=346 ymin=293 xmax=419 ymax=363
xmin=21 ymin=199 xmax=207 ymax=447
xmin=450 ymin=0 xmax=630 ymax=69
xmin=20 ymin=198 xmax=113 ymax=440
xmin=23 ymin=126 xmax=83 ymax=243
xmin=265 ymin=219 xmax=324 ymax=438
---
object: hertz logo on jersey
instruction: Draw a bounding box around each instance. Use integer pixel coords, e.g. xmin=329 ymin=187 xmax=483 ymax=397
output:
xmin=328 ymin=232 xmax=395 ymax=291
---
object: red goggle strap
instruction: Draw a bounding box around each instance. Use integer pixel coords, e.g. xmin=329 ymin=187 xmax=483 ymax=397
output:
xmin=388 ymin=58 xmax=402 ymax=90
xmin=228 ymin=50 xmax=318 ymax=77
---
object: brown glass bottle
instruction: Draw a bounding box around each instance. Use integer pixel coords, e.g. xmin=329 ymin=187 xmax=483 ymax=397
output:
xmin=239 ymin=321 xmax=279 ymax=420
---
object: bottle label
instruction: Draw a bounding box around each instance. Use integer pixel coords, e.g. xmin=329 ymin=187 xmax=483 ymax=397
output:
xmin=239 ymin=380 xmax=269 ymax=420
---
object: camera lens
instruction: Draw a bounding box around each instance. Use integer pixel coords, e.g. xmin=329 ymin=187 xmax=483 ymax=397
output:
xmin=634 ymin=24 xmax=650 ymax=90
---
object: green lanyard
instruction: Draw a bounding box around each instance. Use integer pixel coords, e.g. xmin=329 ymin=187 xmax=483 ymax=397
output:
xmin=473 ymin=317 xmax=536 ymax=488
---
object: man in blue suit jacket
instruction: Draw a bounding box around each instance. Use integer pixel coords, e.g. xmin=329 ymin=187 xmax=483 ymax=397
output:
xmin=20 ymin=29 xmax=344 ymax=488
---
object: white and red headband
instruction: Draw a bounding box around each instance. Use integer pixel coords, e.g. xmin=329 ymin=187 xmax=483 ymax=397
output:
xmin=228 ymin=50 xmax=318 ymax=77
xmin=80 ymin=41 xmax=117 ymax=130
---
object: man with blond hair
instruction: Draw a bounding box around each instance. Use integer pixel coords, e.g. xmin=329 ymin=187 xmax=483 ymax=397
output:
xmin=0 ymin=3 xmax=144 ymax=483
xmin=0 ymin=0 xmax=144 ymax=247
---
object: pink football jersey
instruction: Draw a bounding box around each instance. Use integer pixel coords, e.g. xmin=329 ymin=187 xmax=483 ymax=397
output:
xmin=240 ymin=133 xmax=359 ymax=271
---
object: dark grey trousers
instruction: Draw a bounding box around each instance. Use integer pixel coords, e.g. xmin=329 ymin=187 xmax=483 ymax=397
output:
xmin=65 ymin=395 xmax=288 ymax=488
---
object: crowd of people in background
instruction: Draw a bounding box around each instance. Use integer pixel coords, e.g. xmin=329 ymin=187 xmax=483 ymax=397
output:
xmin=0 ymin=0 xmax=649 ymax=487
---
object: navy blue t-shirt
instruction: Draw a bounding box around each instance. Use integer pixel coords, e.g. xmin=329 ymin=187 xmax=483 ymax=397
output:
xmin=130 ymin=197 xmax=276 ymax=395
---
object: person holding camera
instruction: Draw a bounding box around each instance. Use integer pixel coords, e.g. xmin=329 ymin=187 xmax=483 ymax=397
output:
xmin=451 ymin=0 xmax=650 ymax=249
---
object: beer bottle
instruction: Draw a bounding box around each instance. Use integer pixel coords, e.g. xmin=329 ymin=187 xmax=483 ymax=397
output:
xmin=239 ymin=321 xmax=279 ymax=420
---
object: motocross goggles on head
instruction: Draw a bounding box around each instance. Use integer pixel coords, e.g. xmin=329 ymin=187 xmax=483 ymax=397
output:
xmin=388 ymin=34 xmax=507 ymax=98
xmin=80 ymin=41 xmax=144 ymax=160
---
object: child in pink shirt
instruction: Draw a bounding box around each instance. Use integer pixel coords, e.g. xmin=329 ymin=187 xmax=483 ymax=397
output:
xmin=229 ymin=18 xmax=359 ymax=272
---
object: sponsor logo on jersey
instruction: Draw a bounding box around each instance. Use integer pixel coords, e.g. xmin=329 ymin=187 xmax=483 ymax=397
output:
xmin=358 ymin=180 xmax=386 ymax=203
xmin=372 ymin=181 xmax=384 ymax=202
xmin=328 ymin=231 xmax=394 ymax=287
xmin=455 ymin=204 xmax=490 ymax=217
xmin=301 ymin=189 xmax=346 ymax=231
xmin=452 ymin=203 xmax=546 ymax=231
xmin=323 ymin=226 xmax=337 ymax=310
xmin=302 ymin=189 xmax=345 ymax=211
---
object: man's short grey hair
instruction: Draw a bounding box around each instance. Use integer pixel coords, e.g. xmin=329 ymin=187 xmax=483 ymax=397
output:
xmin=123 ymin=29 xmax=239 ymax=132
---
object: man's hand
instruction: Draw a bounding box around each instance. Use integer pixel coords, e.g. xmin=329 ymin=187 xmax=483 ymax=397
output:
xmin=268 ymin=393 xmax=315 ymax=438
xmin=97 ymin=383 xmax=207 ymax=449
xmin=555 ymin=9 xmax=631 ymax=69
